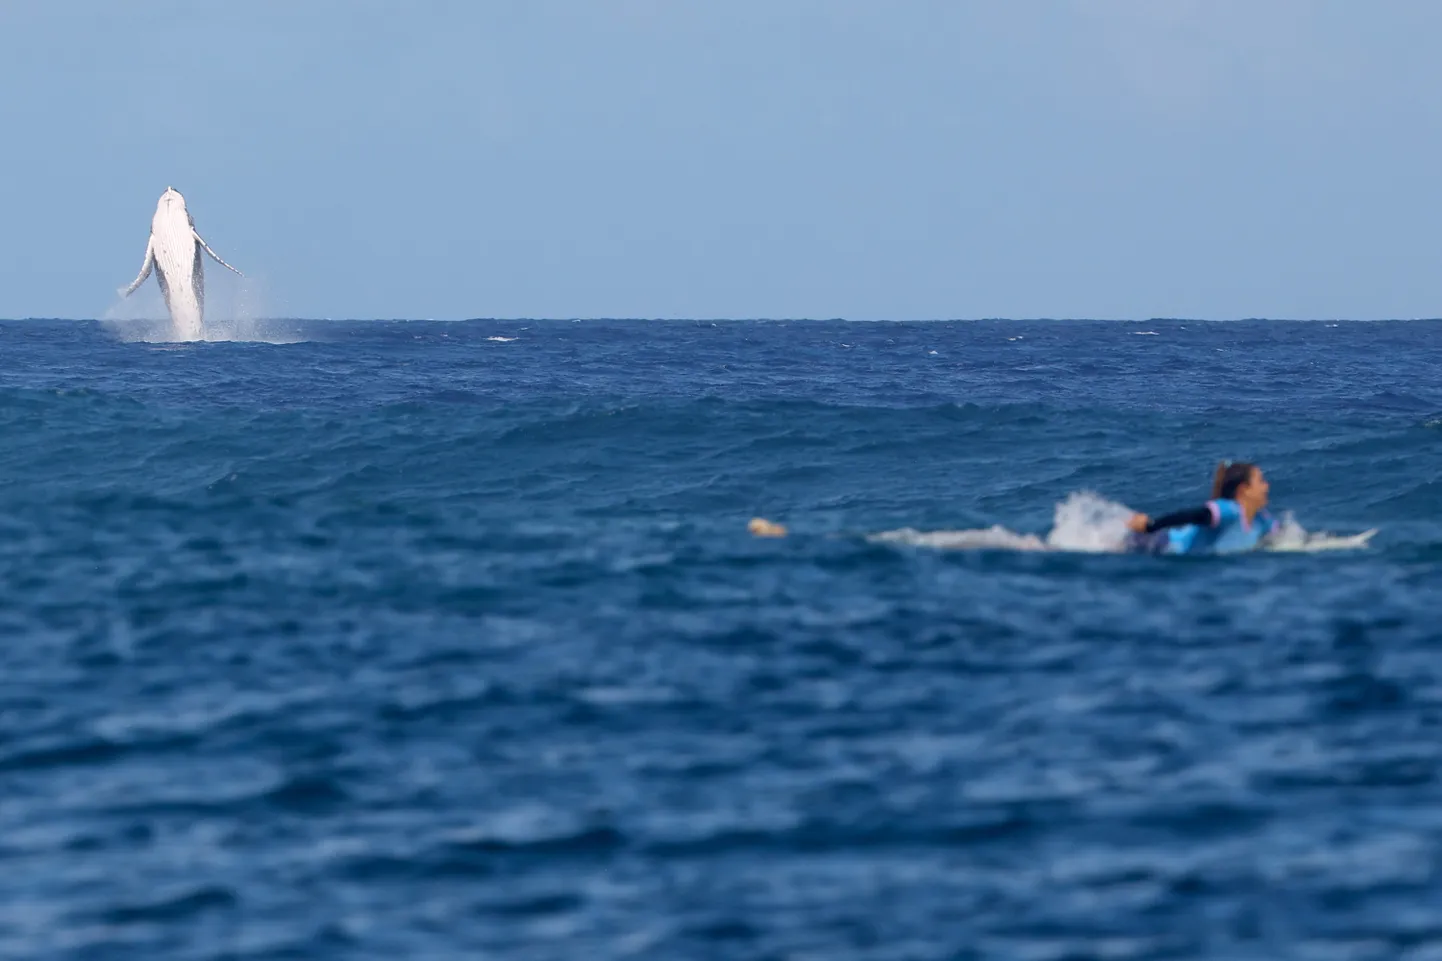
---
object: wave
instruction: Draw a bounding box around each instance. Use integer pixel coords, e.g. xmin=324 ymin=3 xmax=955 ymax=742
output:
xmin=869 ymin=492 xmax=1377 ymax=555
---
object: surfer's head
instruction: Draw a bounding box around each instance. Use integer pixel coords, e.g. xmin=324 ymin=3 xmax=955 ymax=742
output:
xmin=1212 ymin=461 xmax=1268 ymax=510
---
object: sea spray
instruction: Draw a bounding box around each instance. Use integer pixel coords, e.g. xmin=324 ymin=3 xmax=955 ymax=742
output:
xmin=102 ymin=272 xmax=304 ymax=344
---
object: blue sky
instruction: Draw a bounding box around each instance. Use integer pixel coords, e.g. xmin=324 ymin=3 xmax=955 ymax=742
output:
xmin=2 ymin=1 xmax=1441 ymax=320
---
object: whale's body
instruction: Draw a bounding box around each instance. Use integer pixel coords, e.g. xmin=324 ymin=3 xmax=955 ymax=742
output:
xmin=122 ymin=188 xmax=241 ymax=340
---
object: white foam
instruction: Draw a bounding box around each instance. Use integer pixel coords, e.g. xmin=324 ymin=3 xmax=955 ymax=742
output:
xmin=871 ymin=525 xmax=1050 ymax=552
xmin=487 ymin=336 xmax=518 ymax=342
xmin=1045 ymin=490 xmax=1138 ymax=551
xmin=870 ymin=492 xmax=1133 ymax=554
xmin=102 ymin=315 xmax=306 ymax=345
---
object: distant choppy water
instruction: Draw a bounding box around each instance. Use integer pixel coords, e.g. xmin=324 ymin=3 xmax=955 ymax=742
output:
xmin=1 ymin=318 xmax=1440 ymax=961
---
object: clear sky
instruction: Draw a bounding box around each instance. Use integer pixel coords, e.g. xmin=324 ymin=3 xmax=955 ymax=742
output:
xmin=2 ymin=1 xmax=1441 ymax=320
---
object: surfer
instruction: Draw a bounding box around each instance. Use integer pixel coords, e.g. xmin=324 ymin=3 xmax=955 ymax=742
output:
xmin=1124 ymin=461 xmax=1277 ymax=555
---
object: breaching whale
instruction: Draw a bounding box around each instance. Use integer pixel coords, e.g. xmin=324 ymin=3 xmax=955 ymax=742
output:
xmin=121 ymin=187 xmax=242 ymax=341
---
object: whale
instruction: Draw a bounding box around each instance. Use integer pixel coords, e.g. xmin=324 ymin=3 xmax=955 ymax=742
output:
xmin=121 ymin=187 xmax=242 ymax=341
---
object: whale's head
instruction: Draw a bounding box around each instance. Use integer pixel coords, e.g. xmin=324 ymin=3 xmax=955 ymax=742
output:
xmin=152 ymin=186 xmax=195 ymax=231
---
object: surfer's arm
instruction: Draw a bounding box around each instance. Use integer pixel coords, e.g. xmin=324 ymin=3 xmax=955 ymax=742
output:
xmin=1127 ymin=505 xmax=1216 ymax=534
xmin=1145 ymin=506 xmax=1215 ymax=532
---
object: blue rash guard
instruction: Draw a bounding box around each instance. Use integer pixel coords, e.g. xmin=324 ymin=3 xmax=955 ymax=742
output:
xmin=1131 ymin=498 xmax=1277 ymax=555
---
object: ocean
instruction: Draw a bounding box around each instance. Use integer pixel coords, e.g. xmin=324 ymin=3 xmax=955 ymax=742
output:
xmin=1 ymin=317 xmax=1439 ymax=960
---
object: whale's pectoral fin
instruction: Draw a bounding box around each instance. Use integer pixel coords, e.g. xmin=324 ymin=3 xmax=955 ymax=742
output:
xmin=120 ymin=237 xmax=155 ymax=297
xmin=194 ymin=229 xmax=243 ymax=277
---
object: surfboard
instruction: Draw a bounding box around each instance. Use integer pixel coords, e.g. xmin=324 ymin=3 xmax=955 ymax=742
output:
xmin=1270 ymin=528 xmax=1379 ymax=552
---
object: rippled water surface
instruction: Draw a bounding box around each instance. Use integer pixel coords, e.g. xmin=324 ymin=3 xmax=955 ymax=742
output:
xmin=1 ymin=318 xmax=1440 ymax=960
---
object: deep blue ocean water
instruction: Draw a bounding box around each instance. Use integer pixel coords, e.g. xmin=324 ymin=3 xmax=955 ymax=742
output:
xmin=1 ymin=318 xmax=1440 ymax=960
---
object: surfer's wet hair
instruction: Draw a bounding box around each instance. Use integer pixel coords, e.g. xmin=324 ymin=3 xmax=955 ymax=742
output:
xmin=1211 ymin=461 xmax=1258 ymax=500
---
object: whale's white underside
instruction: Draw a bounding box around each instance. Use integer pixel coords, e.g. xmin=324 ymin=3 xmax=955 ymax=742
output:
xmin=122 ymin=188 xmax=241 ymax=341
